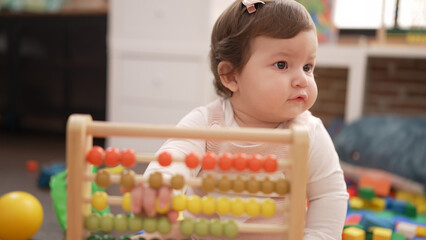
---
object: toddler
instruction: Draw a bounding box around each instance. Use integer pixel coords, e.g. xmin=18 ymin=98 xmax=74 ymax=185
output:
xmin=131 ymin=0 xmax=348 ymax=239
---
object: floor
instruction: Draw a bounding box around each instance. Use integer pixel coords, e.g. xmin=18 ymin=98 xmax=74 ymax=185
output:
xmin=0 ymin=132 xmax=66 ymax=239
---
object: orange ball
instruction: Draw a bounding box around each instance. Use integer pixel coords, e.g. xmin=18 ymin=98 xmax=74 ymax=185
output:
xmin=202 ymin=152 xmax=217 ymax=170
xmin=121 ymin=148 xmax=136 ymax=168
xmin=185 ymin=152 xmax=199 ymax=169
xmin=104 ymin=147 xmax=121 ymax=167
xmin=87 ymin=146 xmax=104 ymax=166
xmin=248 ymin=154 xmax=262 ymax=172
xmin=233 ymin=153 xmax=247 ymax=171
xmin=218 ymin=152 xmax=233 ymax=171
xmin=158 ymin=152 xmax=172 ymax=167
xmin=263 ymin=154 xmax=278 ymax=172
xmin=26 ymin=160 xmax=39 ymax=172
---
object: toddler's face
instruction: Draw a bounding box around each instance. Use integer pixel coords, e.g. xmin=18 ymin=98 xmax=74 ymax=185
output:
xmin=231 ymin=30 xmax=318 ymax=128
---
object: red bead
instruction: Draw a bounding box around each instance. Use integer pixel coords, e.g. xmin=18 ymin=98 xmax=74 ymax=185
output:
xmin=158 ymin=152 xmax=172 ymax=166
xmin=248 ymin=154 xmax=262 ymax=172
xmin=219 ymin=152 xmax=233 ymax=171
xmin=185 ymin=152 xmax=199 ymax=169
xmin=87 ymin=146 xmax=104 ymax=166
xmin=26 ymin=159 xmax=39 ymax=172
xmin=263 ymin=154 xmax=278 ymax=172
xmin=233 ymin=153 xmax=247 ymax=171
xmin=104 ymin=147 xmax=121 ymax=167
xmin=202 ymin=152 xmax=217 ymax=170
xmin=121 ymin=148 xmax=136 ymax=168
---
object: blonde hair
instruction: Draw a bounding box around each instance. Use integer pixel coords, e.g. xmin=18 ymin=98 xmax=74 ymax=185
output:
xmin=210 ymin=0 xmax=316 ymax=97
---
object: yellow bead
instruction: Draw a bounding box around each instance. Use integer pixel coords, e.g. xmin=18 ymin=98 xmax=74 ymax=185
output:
xmin=92 ymin=191 xmax=108 ymax=211
xmin=155 ymin=198 xmax=170 ymax=214
xmin=122 ymin=192 xmax=131 ymax=212
xmin=245 ymin=198 xmax=260 ymax=217
xmin=201 ymin=196 xmax=216 ymax=215
xmin=172 ymin=194 xmax=187 ymax=212
xmin=216 ymin=197 xmax=231 ymax=215
xmin=187 ymin=195 xmax=202 ymax=214
xmin=231 ymin=198 xmax=245 ymax=216
xmin=261 ymin=199 xmax=276 ymax=217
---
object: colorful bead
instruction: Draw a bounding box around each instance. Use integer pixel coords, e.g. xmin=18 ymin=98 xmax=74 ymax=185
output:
xmin=92 ymin=191 xmax=108 ymax=211
xmin=248 ymin=154 xmax=262 ymax=172
xmin=120 ymin=169 xmax=136 ymax=190
xmin=143 ymin=217 xmax=157 ymax=233
xmin=202 ymin=175 xmax=216 ymax=192
xmin=231 ymin=198 xmax=245 ymax=216
xmin=261 ymin=199 xmax=276 ymax=217
xmin=155 ymin=198 xmax=170 ymax=214
xmin=233 ymin=153 xmax=247 ymax=171
xmin=209 ymin=219 xmax=223 ymax=237
xmin=84 ymin=213 xmax=100 ymax=231
xmin=245 ymin=198 xmax=260 ymax=217
xmin=217 ymin=175 xmax=232 ymax=192
xmin=263 ymin=154 xmax=278 ymax=172
xmin=95 ymin=170 xmax=111 ymax=188
xmin=128 ymin=215 xmax=144 ymax=232
xmin=218 ymin=152 xmax=233 ymax=171
xmin=201 ymin=196 xmax=216 ymax=215
xmin=185 ymin=152 xmax=199 ymax=169
xmin=122 ymin=192 xmax=131 ymax=212
xmin=157 ymin=216 xmax=172 ymax=235
xmin=194 ymin=218 xmax=209 ymax=237
xmin=216 ymin=197 xmax=231 ymax=215
xmin=99 ymin=213 xmax=115 ymax=233
xmin=202 ymin=152 xmax=217 ymax=170
xmin=261 ymin=177 xmax=275 ymax=194
xmin=275 ymin=179 xmax=290 ymax=195
xmin=114 ymin=214 xmax=128 ymax=232
xmin=87 ymin=146 xmax=104 ymax=166
xmin=104 ymin=147 xmax=121 ymax=167
xmin=158 ymin=151 xmax=172 ymax=166
xmin=223 ymin=220 xmax=238 ymax=238
xmin=187 ymin=195 xmax=202 ymax=214
xmin=121 ymin=148 xmax=136 ymax=168
xmin=180 ymin=219 xmax=194 ymax=236
xmin=232 ymin=176 xmax=245 ymax=193
xmin=246 ymin=177 xmax=260 ymax=194
xmin=172 ymin=194 xmax=187 ymax=211
xmin=149 ymin=172 xmax=163 ymax=189
xmin=170 ymin=174 xmax=185 ymax=190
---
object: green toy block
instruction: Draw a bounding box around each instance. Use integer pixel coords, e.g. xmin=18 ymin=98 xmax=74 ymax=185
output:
xmin=404 ymin=202 xmax=417 ymax=218
xmin=391 ymin=232 xmax=406 ymax=240
xmin=359 ymin=187 xmax=375 ymax=201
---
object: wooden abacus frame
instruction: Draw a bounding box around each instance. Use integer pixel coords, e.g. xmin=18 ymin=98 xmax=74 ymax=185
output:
xmin=66 ymin=114 xmax=309 ymax=240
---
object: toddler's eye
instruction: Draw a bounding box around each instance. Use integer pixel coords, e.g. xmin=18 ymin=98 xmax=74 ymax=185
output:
xmin=303 ymin=64 xmax=313 ymax=72
xmin=274 ymin=61 xmax=288 ymax=70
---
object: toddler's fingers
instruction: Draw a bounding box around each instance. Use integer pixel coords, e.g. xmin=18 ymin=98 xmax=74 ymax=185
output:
xmin=131 ymin=184 xmax=144 ymax=214
xmin=143 ymin=186 xmax=157 ymax=217
xmin=167 ymin=210 xmax=179 ymax=223
xmin=158 ymin=185 xmax=172 ymax=208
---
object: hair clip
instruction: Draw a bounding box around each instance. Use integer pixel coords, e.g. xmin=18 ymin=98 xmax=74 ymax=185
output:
xmin=242 ymin=0 xmax=265 ymax=14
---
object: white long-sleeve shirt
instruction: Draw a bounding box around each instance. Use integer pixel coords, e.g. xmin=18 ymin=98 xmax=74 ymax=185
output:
xmin=145 ymin=98 xmax=348 ymax=240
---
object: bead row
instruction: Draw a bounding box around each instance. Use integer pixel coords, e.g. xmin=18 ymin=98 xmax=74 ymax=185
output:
xmin=87 ymin=146 xmax=137 ymax=168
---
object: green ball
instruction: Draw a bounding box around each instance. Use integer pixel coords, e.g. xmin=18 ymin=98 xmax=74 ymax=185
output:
xmin=143 ymin=217 xmax=157 ymax=233
xmin=194 ymin=218 xmax=209 ymax=237
xmin=180 ymin=219 xmax=194 ymax=236
xmin=84 ymin=213 xmax=101 ymax=231
xmin=157 ymin=216 xmax=172 ymax=235
xmin=209 ymin=219 xmax=223 ymax=237
xmin=223 ymin=220 xmax=238 ymax=238
xmin=114 ymin=214 xmax=128 ymax=232
xmin=128 ymin=215 xmax=144 ymax=232
xmin=100 ymin=213 xmax=115 ymax=233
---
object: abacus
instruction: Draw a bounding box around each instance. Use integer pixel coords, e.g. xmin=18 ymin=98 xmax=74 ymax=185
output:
xmin=66 ymin=114 xmax=309 ymax=239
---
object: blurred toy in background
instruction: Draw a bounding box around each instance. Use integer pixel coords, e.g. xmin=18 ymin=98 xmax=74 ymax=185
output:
xmin=0 ymin=191 xmax=44 ymax=240
xmin=0 ymin=0 xmax=65 ymax=13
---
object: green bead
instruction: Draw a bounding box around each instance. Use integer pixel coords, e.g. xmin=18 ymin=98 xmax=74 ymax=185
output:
xmin=223 ymin=220 xmax=238 ymax=238
xmin=209 ymin=219 xmax=223 ymax=237
xmin=84 ymin=213 xmax=101 ymax=231
xmin=114 ymin=214 xmax=128 ymax=232
xmin=128 ymin=215 xmax=144 ymax=232
xmin=157 ymin=216 xmax=172 ymax=235
xmin=194 ymin=218 xmax=209 ymax=237
xmin=180 ymin=219 xmax=194 ymax=236
xmin=100 ymin=213 xmax=115 ymax=233
xmin=143 ymin=217 xmax=157 ymax=233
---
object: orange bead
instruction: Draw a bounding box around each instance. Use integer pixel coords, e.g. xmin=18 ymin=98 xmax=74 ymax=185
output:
xmin=121 ymin=148 xmax=136 ymax=168
xmin=158 ymin=152 xmax=172 ymax=167
xmin=202 ymin=152 xmax=217 ymax=170
xmin=218 ymin=152 xmax=233 ymax=171
xmin=248 ymin=154 xmax=262 ymax=172
xmin=87 ymin=146 xmax=104 ymax=166
xmin=104 ymin=147 xmax=121 ymax=167
xmin=185 ymin=152 xmax=199 ymax=169
xmin=25 ymin=159 xmax=39 ymax=172
xmin=233 ymin=153 xmax=247 ymax=171
xmin=263 ymin=154 xmax=278 ymax=172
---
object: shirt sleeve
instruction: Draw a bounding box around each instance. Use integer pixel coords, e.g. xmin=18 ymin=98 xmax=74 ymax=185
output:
xmin=304 ymin=117 xmax=349 ymax=240
xmin=143 ymin=106 xmax=209 ymax=180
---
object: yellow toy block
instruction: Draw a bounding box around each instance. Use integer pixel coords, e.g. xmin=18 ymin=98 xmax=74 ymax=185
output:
xmin=417 ymin=226 xmax=426 ymax=238
xmin=371 ymin=227 xmax=392 ymax=240
xmin=364 ymin=197 xmax=386 ymax=211
xmin=343 ymin=227 xmax=366 ymax=240
xmin=350 ymin=196 xmax=364 ymax=210
xmin=395 ymin=191 xmax=415 ymax=203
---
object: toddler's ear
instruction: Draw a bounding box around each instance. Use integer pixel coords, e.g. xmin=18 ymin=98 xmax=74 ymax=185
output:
xmin=218 ymin=61 xmax=238 ymax=92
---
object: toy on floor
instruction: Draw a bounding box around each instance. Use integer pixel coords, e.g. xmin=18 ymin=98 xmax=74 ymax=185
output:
xmin=65 ymin=114 xmax=310 ymax=240
xmin=0 ymin=191 xmax=44 ymax=240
